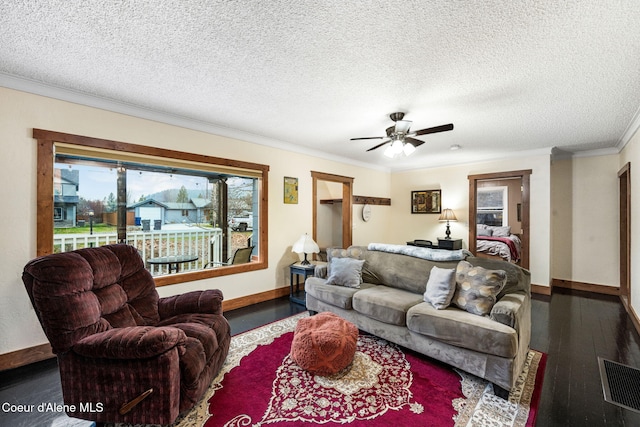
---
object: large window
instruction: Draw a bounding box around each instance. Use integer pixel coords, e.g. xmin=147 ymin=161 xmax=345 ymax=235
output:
xmin=35 ymin=129 xmax=269 ymax=287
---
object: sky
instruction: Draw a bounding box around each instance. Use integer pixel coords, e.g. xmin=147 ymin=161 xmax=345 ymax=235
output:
xmin=61 ymin=163 xmax=212 ymax=202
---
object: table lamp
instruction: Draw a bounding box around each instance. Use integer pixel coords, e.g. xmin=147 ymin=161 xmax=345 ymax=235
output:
xmin=292 ymin=233 xmax=320 ymax=265
xmin=438 ymin=208 xmax=457 ymax=239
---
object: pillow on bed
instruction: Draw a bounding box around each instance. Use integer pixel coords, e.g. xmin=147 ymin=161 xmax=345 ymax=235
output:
xmin=326 ymin=257 xmax=365 ymax=288
xmin=488 ymin=225 xmax=511 ymax=237
xmin=453 ymin=260 xmax=507 ymax=316
xmin=423 ymin=266 xmax=456 ymax=309
xmin=477 ymin=225 xmax=493 ymax=236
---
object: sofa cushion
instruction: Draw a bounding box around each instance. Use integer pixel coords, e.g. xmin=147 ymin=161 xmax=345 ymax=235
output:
xmin=453 ymin=260 xmax=506 ymax=316
xmin=326 ymin=257 xmax=365 ymax=288
xmin=406 ymin=302 xmax=518 ymax=358
xmin=423 ymin=266 xmax=456 ymax=309
xmin=352 ymin=286 xmax=424 ymax=326
xmin=305 ymin=277 xmax=377 ymax=309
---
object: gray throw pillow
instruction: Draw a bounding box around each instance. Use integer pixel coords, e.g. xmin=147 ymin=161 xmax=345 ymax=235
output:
xmin=423 ymin=266 xmax=456 ymax=309
xmin=489 ymin=225 xmax=511 ymax=237
xmin=326 ymin=257 xmax=365 ymax=288
xmin=477 ymin=227 xmax=493 ymax=236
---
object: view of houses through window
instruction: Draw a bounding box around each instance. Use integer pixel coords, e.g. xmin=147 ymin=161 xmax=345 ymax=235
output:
xmin=53 ymin=156 xmax=257 ymax=276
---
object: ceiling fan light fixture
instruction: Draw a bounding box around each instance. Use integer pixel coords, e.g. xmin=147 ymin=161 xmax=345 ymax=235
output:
xmin=383 ymin=145 xmax=395 ymax=158
xmin=403 ymin=142 xmax=416 ymax=156
xmin=394 ymin=120 xmax=412 ymax=134
xmin=391 ymin=139 xmax=404 ymax=154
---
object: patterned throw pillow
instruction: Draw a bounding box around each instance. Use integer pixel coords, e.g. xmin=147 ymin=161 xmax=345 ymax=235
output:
xmin=453 ymin=260 xmax=507 ymax=316
xmin=326 ymin=257 xmax=365 ymax=288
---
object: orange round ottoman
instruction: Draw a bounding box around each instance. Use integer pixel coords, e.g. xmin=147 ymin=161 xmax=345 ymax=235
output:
xmin=291 ymin=312 xmax=359 ymax=376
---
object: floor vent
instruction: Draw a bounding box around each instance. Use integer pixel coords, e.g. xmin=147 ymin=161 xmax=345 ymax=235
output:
xmin=598 ymin=357 xmax=640 ymax=413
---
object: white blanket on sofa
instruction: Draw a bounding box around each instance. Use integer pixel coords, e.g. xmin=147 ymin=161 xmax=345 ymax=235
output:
xmin=367 ymin=243 xmax=472 ymax=262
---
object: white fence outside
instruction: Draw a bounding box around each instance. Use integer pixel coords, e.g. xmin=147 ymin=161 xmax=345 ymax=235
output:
xmin=53 ymin=228 xmax=224 ymax=276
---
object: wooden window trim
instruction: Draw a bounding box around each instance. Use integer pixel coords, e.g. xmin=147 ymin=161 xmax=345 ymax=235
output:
xmin=34 ymin=128 xmax=269 ymax=287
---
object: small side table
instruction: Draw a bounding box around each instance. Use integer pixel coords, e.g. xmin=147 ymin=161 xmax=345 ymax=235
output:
xmin=436 ymin=238 xmax=463 ymax=250
xmin=290 ymin=262 xmax=317 ymax=306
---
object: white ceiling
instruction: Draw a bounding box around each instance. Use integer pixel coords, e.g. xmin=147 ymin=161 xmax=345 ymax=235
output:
xmin=2 ymin=1 xmax=640 ymax=171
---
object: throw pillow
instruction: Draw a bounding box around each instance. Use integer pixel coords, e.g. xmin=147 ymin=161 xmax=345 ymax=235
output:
xmin=488 ymin=225 xmax=511 ymax=237
xmin=326 ymin=257 xmax=365 ymax=288
xmin=453 ymin=260 xmax=507 ymax=316
xmin=477 ymin=227 xmax=493 ymax=236
xmin=423 ymin=266 xmax=456 ymax=309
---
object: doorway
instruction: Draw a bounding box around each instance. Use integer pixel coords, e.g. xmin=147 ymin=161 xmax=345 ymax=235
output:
xmin=468 ymin=170 xmax=531 ymax=269
xmin=311 ymin=171 xmax=353 ymax=254
xmin=618 ymin=162 xmax=631 ymax=306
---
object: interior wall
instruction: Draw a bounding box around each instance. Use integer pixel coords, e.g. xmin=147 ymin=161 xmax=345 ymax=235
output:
xmin=315 ymin=181 xmax=342 ymax=250
xmin=620 ymin=129 xmax=640 ymax=315
xmin=550 ymin=154 xmax=620 ymax=287
xmin=390 ymin=155 xmax=552 ymax=287
xmin=550 ymin=157 xmax=574 ymax=281
xmin=0 ymin=87 xmax=393 ymax=357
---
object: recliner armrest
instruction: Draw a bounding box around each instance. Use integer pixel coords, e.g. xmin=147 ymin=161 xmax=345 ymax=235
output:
xmin=158 ymin=289 xmax=224 ymax=319
xmin=490 ymin=292 xmax=527 ymax=330
xmin=73 ymin=326 xmax=186 ymax=359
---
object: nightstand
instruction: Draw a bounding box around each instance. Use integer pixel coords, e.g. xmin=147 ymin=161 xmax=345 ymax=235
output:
xmin=436 ymin=238 xmax=463 ymax=250
xmin=289 ymin=262 xmax=317 ymax=305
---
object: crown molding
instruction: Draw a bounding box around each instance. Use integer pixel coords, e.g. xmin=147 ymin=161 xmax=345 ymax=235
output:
xmin=0 ymin=73 xmax=389 ymax=173
xmin=617 ymin=103 xmax=640 ymax=152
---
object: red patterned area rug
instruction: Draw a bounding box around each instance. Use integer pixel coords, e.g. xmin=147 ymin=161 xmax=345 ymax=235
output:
xmin=118 ymin=312 xmax=545 ymax=427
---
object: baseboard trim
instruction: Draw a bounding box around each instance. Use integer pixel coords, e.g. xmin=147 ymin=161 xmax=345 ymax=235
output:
xmin=552 ymin=278 xmax=620 ymax=296
xmin=222 ymin=286 xmax=291 ymax=311
xmin=621 ymin=296 xmax=640 ymax=338
xmin=0 ymin=342 xmax=54 ymax=372
xmin=531 ymin=284 xmax=552 ymax=296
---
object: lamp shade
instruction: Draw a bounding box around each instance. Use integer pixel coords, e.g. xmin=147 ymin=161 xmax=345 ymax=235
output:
xmin=292 ymin=233 xmax=320 ymax=265
xmin=438 ymin=208 xmax=457 ymax=222
xmin=292 ymin=234 xmax=320 ymax=255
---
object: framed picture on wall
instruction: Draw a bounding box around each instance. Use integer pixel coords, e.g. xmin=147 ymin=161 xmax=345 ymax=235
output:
xmin=411 ymin=190 xmax=441 ymax=214
xmin=284 ymin=176 xmax=298 ymax=204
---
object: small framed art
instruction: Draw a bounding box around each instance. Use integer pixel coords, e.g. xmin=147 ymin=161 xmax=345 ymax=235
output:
xmin=284 ymin=176 xmax=298 ymax=204
xmin=411 ymin=190 xmax=441 ymax=214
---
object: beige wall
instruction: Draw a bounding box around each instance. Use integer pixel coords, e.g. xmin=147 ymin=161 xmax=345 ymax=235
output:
xmin=390 ymin=155 xmax=552 ymax=287
xmin=551 ymin=155 xmax=620 ymax=287
xmin=0 ymin=87 xmax=392 ymax=356
xmin=1 ymin=85 xmax=633 ymax=357
xmin=620 ymin=129 xmax=640 ymax=314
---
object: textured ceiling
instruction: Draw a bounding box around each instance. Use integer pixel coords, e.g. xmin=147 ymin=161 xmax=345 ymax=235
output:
xmin=2 ymin=1 xmax=640 ymax=171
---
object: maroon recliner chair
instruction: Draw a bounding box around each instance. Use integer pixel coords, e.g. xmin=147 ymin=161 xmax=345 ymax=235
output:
xmin=22 ymin=244 xmax=231 ymax=425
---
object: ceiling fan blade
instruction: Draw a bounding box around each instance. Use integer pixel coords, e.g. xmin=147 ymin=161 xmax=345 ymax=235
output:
xmin=413 ymin=123 xmax=454 ymax=136
xmin=385 ymin=126 xmax=394 ymax=136
xmin=405 ymin=137 xmax=425 ymax=147
xmin=366 ymin=140 xmax=391 ymax=151
xmin=350 ymin=136 xmax=384 ymax=141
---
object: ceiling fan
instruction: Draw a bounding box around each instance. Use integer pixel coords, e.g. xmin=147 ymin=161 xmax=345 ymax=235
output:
xmin=351 ymin=112 xmax=454 ymax=158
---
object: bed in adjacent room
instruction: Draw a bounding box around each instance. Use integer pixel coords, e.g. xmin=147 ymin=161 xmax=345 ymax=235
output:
xmin=476 ymin=224 xmax=521 ymax=263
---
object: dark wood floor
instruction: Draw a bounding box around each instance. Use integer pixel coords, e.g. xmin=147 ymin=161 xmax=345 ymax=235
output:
xmin=2 ymin=290 xmax=640 ymax=426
